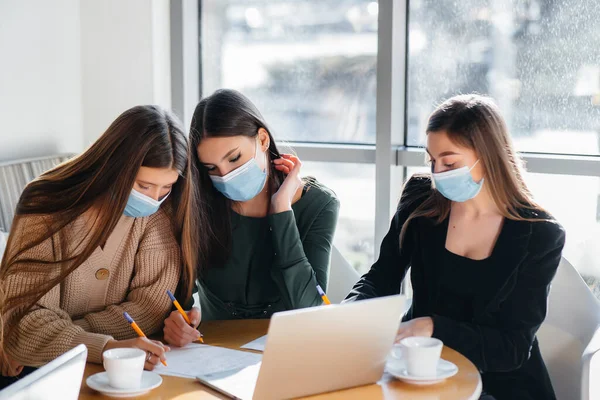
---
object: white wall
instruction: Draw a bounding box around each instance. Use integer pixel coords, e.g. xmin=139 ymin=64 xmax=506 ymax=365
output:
xmin=0 ymin=0 xmax=83 ymax=161
xmin=0 ymin=0 xmax=172 ymax=162
xmin=80 ymin=0 xmax=171 ymax=146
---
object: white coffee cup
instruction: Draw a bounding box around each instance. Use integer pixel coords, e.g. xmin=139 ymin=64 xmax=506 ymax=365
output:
xmin=102 ymin=348 xmax=145 ymax=390
xmin=395 ymin=336 xmax=443 ymax=377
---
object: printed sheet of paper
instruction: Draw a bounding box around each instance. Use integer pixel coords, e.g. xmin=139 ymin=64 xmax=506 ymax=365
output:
xmin=155 ymin=344 xmax=262 ymax=379
xmin=196 ymin=362 xmax=261 ymax=400
xmin=240 ymin=335 xmax=268 ymax=352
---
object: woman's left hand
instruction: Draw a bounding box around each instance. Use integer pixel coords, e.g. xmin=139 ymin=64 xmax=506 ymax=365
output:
xmin=270 ymin=154 xmax=303 ymax=214
xmin=395 ymin=317 xmax=434 ymax=343
xmin=1 ymin=351 xmax=24 ymax=377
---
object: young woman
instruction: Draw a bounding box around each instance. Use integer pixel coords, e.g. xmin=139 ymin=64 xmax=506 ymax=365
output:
xmin=0 ymin=105 xmax=198 ymax=380
xmin=163 ymin=89 xmax=339 ymax=346
xmin=346 ymin=95 xmax=565 ymax=400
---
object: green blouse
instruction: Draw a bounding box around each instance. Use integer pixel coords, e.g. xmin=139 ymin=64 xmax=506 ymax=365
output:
xmin=196 ymin=178 xmax=339 ymax=320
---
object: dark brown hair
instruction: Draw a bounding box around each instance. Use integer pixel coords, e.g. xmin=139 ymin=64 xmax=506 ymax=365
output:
xmin=189 ymin=89 xmax=285 ymax=268
xmin=400 ymin=94 xmax=545 ymax=242
xmin=0 ymin=105 xmax=198 ymax=341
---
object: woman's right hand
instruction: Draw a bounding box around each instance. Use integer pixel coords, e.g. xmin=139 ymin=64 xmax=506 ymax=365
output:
xmin=103 ymin=337 xmax=169 ymax=371
xmin=163 ymin=307 xmax=202 ymax=347
xmin=271 ymin=154 xmax=303 ymax=214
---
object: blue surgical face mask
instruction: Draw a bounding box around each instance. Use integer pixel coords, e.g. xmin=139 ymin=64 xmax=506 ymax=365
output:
xmin=210 ymin=141 xmax=267 ymax=202
xmin=433 ymin=160 xmax=484 ymax=202
xmin=123 ymin=189 xmax=169 ymax=217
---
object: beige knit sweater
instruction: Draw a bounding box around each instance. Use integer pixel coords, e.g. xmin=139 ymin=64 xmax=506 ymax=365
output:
xmin=2 ymin=209 xmax=181 ymax=366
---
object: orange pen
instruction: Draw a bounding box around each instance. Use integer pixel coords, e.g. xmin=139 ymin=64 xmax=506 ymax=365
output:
xmin=316 ymin=285 xmax=331 ymax=305
xmin=166 ymin=290 xmax=204 ymax=343
xmin=123 ymin=312 xmax=167 ymax=366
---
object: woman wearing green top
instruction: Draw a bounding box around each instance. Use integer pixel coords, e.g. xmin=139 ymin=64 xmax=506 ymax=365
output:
xmin=163 ymin=89 xmax=339 ymax=347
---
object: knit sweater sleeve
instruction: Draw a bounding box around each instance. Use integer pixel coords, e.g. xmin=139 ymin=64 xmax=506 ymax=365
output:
xmin=3 ymin=216 xmax=114 ymax=367
xmin=72 ymin=211 xmax=181 ymax=350
xmin=3 ymin=211 xmax=181 ymax=366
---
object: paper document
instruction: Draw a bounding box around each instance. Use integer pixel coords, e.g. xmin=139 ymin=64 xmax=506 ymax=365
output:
xmin=196 ymin=362 xmax=261 ymax=400
xmin=240 ymin=335 xmax=268 ymax=352
xmin=155 ymin=344 xmax=262 ymax=379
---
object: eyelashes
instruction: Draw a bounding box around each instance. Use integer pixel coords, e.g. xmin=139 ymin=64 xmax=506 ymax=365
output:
xmin=203 ymin=152 xmax=243 ymax=173
xmin=429 ymin=160 xmax=456 ymax=170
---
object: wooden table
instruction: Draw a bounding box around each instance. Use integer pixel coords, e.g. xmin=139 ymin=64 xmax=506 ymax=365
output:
xmin=80 ymin=320 xmax=482 ymax=399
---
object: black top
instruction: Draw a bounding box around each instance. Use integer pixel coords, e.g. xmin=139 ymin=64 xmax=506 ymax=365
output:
xmin=346 ymin=175 xmax=566 ymax=400
xmin=435 ymin=249 xmax=493 ymax=322
xmin=195 ymin=177 xmax=340 ymax=320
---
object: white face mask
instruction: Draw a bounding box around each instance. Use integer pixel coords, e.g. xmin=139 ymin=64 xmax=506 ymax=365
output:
xmin=123 ymin=189 xmax=170 ymax=217
xmin=433 ymin=160 xmax=484 ymax=202
xmin=209 ymin=140 xmax=268 ymax=202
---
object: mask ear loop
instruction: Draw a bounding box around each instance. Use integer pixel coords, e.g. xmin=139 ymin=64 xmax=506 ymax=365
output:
xmin=255 ymin=136 xmax=269 ymax=174
xmin=468 ymin=159 xmax=480 ymax=172
xmin=468 ymin=159 xmax=485 ymax=187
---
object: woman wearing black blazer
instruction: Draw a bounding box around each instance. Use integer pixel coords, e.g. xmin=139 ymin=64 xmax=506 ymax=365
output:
xmin=346 ymin=94 xmax=565 ymax=400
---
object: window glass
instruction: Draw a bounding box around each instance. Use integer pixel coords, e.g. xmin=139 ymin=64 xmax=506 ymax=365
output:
xmin=407 ymin=0 xmax=600 ymax=156
xmin=201 ymin=0 xmax=378 ymax=143
xmin=301 ymin=161 xmax=375 ymax=273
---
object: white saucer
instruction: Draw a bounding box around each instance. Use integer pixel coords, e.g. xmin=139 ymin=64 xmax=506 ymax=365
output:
xmin=87 ymin=371 xmax=163 ymax=398
xmin=386 ymin=357 xmax=459 ymax=386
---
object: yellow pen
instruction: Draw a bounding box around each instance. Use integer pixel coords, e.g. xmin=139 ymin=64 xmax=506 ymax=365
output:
xmin=123 ymin=312 xmax=167 ymax=366
xmin=316 ymin=285 xmax=331 ymax=305
xmin=167 ymin=290 xmax=204 ymax=343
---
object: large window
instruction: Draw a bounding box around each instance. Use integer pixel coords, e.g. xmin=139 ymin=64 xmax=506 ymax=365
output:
xmin=407 ymin=0 xmax=600 ymax=156
xmin=195 ymin=0 xmax=600 ymax=297
xmin=201 ymin=0 xmax=378 ymax=143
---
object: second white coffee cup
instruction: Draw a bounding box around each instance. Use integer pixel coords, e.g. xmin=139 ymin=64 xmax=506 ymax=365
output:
xmin=397 ymin=336 xmax=443 ymax=377
xmin=102 ymin=348 xmax=146 ymax=390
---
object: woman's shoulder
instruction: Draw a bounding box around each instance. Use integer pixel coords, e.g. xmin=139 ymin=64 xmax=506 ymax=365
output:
xmin=135 ymin=208 xmax=176 ymax=238
xmin=403 ymin=174 xmax=433 ymax=194
xmin=302 ymin=176 xmax=340 ymax=209
xmin=397 ymin=174 xmax=433 ymax=212
xmin=520 ymin=208 xmax=566 ymax=250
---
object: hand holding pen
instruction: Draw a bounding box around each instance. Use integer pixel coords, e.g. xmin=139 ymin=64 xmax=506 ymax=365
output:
xmin=104 ymin=312 xmax=169 ymax=370
xmin=163 ymin=290 xmax=204 ymax=347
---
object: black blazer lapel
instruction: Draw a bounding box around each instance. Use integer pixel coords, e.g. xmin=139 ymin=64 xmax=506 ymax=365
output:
xmin=476 ymin=218 xmax=532 ymax=318
xmin=415 ymin=216 xmax=449 ymax=313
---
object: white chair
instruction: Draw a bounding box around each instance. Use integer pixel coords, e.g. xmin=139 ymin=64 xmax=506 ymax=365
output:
xmin=327 ymin=246 xmax=361 ymax=304
xmin=537 ymin=257 xmax=600 ymax=400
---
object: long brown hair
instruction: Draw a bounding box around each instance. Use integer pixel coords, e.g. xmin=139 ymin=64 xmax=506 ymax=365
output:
xmin=400 ymin=94 xmax=545 ymax=242
xmin=189 ymin=89 xmax=285 ymax=269
xmin=0 ymin=105 xmax=198 ymax=340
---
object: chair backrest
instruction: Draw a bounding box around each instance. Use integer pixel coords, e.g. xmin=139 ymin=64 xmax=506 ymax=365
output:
xmin=0 ymin=155 xmax=72 ymax=232
xmin=537 ymin=257 xmax=600 ymax=400
xmin=327 ymin=246 xmax=361 ymax=303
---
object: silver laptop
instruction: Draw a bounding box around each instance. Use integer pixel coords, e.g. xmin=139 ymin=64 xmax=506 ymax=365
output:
xmin=197 ymin=295 xmax=405 ymax=400
xmin=0 ymin=344 xmax=87 ymax=400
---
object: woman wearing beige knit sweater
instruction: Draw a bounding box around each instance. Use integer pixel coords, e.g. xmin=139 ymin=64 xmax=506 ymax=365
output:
xmin=0 ymin=105 xmax=198 ymax=381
